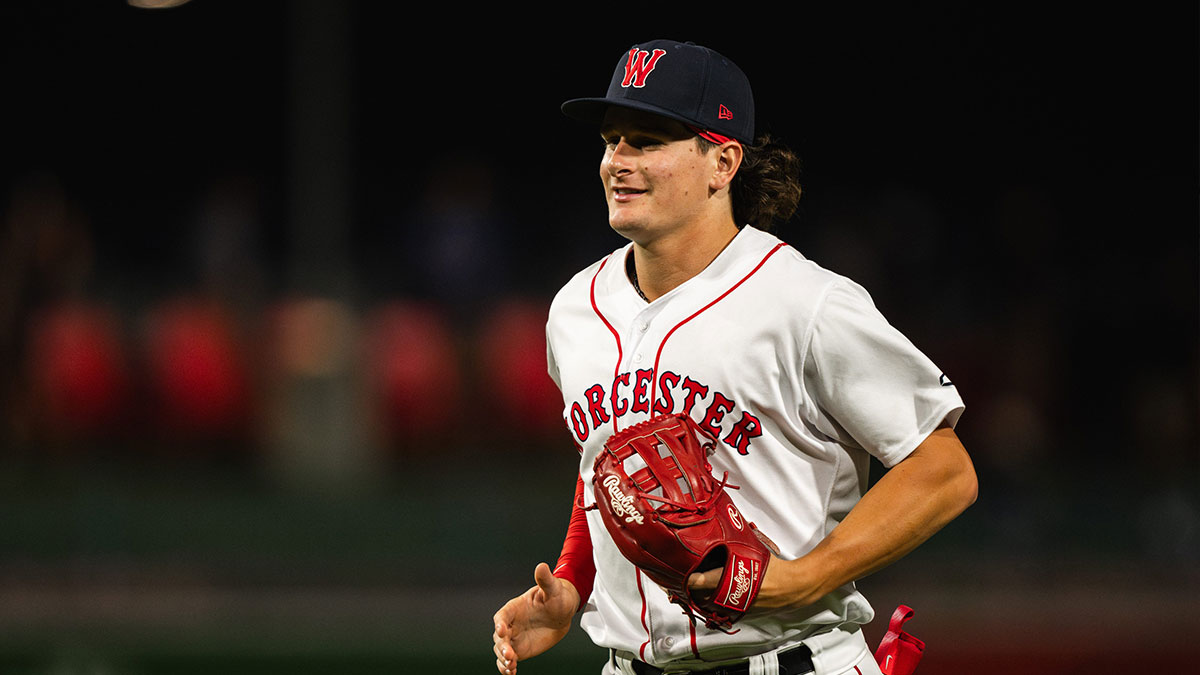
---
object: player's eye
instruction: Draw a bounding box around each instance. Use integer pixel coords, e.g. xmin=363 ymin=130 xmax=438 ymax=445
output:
xmin=600 ymin=133 xmax=662 ymax=151
xmin=629 ymin=134 xmax=665 ymax=149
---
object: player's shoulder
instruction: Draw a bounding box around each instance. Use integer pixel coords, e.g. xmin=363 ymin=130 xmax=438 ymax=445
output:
xmin=743 ymin=227 xmax=846 ymax=290
xmin=739 ymin=228 xmax=887 ymax=327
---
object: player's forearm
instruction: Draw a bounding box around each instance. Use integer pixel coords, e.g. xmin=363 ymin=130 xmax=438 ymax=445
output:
xmin=553 ymin=475 xmax=595 ymax=611
xmin=775 ymin=427 xmax=977 ymax=606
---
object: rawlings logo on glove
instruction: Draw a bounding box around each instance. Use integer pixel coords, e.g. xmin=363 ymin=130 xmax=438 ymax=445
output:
xmin=602 ymin=475 xmax=645 ymax=524
xmin=725 ymin=557 xmax=755 ymax=607
xmin=591 ymin=413 xmax=771 ymax=631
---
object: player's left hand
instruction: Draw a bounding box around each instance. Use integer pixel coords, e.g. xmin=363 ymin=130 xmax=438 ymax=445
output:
xmin=687 ymin=553 xmax=824 ymax=610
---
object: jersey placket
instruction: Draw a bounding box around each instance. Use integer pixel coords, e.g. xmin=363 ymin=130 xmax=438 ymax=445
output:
xmin=619 ymin=297 xmax=706 ymax=664
xmin=622 ymin=305 xmax=662 ymax=375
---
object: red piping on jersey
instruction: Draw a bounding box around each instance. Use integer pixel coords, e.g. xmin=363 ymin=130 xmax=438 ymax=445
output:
xmin=594 ymin=256 xmax=650 ymax=655
xmin=651 ymin=242 xmax=787 ymax=399
xmin=599 ymin=243 xmax=785 ymax=661
xmin=590 ymin=255 xmax=624 ymax=435
xmin=636 ymin=571 xmax=651 ymax=660
xmin=689 ymin=621 xmax=700 ymax=658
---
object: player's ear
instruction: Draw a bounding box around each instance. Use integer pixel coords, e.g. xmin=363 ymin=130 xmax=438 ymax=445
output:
xmin=709 ymin=142 xmax=743 ymax=191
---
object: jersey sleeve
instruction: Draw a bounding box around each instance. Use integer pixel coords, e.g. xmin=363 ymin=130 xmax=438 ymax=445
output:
xmin=546 ymin=324 xmax=561 ymax=391
xmin=802 ymin=279 xmax=964 ymax=467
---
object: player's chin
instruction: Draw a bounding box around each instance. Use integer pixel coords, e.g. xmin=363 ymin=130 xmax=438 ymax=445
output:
xmin=607 ymin=212 xmax=650 ymax=241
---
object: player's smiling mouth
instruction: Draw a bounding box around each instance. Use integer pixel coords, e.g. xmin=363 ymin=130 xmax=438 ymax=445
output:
xmin=612 ymin=187 xmax=647 ymax=202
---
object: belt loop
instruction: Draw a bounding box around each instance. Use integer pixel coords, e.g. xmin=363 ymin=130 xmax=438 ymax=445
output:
xmin=748 ymin=649 xmax=779 ymax=675
xmin=611 ymin=650 xmax=638 ymax=675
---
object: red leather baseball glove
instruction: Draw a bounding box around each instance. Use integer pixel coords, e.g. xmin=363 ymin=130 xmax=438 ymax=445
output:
xmin=591 ymin=413 xmax=771 ymax=631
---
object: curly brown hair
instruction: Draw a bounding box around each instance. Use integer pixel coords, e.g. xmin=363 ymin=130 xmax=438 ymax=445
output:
xmin=698 ymin=134 xmax=802 ymax=232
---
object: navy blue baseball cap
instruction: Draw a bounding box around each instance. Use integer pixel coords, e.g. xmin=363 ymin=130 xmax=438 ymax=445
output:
xmin=562 ymin=39 xmax=756 ymax=144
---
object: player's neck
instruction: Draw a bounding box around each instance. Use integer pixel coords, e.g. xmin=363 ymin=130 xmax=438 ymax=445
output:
xmin=629 ymin=218 xmax=740 ymax=302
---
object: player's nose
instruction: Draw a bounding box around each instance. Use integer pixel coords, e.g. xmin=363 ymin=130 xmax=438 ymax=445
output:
xmin=605 ymin=139 xmax=636 ymax=175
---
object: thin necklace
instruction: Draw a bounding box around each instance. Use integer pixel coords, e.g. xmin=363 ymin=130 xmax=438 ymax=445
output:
xmin=626 ymin=253 xmax=650 ymax=303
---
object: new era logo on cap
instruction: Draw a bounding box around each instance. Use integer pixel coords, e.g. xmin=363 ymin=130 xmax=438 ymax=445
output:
xmin=718 ymin=104 xmax=733 ymax=120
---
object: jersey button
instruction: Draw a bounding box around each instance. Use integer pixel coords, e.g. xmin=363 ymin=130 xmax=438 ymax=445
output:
xmin=632 ymin=353 xmax=643 ymax=363
xmin=661 ymin=636 xmax=675 ymax=649
xmin=637 ymin=322 xmax=648 ymax=332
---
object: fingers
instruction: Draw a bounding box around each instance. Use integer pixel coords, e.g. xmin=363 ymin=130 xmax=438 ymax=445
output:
xmin=491 ymin=613 xmax=511 ymax=655
xmin=688 ymin=567 xmax=722 ymax=591
xmin=493 ymin=606 xmax=516 ymax=674
xmin=494 ymin=641 xmax=515 ymax=673
xmin=493 ymin=621 xmax=516 ymax=674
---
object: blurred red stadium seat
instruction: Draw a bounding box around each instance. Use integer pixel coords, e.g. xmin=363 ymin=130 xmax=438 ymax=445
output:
xmin=26 ymin=302 xmax=131 ymax=439
xmin=475 ymin=298 xmax=563 ymax=439
xmin=363 ymin=301 xmax=463 ymax=441
xmin=143 ymin=297 xmax=250 ymax=437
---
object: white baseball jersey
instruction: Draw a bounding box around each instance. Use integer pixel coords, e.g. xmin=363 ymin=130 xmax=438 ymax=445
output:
xmin=545 ymin=225 xmax=964 ymax=669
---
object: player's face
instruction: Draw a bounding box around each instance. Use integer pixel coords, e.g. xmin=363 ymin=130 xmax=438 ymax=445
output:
xmin=599 ymin=107 xmax=718 ymax=244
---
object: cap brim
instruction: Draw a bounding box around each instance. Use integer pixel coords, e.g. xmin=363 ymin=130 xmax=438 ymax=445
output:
xmin=561 ymin=97 xmax=704 ymax=132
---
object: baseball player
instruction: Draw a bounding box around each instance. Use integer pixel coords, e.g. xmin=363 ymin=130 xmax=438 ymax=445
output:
xmin=493 ymin=39 xmax=977 ymax=675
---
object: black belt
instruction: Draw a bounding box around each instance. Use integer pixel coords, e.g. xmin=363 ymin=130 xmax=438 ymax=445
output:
xmin=619 ymin=645 xmax=814 ymax=675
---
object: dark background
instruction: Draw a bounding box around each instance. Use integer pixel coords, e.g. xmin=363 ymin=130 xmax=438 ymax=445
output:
xmin=1 ymin=2 xmax=1197 ymax=673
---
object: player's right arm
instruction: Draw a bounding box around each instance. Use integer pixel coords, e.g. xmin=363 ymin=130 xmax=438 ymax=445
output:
xmin=492 ymin=476 xmax=593 ymax=674
xmin=493 ymin=562 xmax=580 ymax=675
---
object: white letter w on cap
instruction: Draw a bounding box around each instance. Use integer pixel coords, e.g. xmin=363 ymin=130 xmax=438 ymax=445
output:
xmin=622 ymin=48 xmax=666 ymax=88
